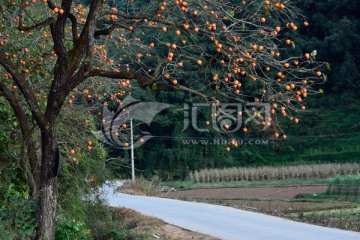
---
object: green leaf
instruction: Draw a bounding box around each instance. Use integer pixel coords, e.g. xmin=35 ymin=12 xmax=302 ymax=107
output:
xmin=229 ymin=11 xmax=234 ymax=17
xmin=323 ymin=74 xmax=328 ymax=82
xmin=241 ymin=23 xmax=245 ymax=31
xmin=151 ymin=83 xmax=157 ymax=91
xmin=326 ymin=63 xmax=331 ymax=71
xmin=310 ymin=50 xmax=317 ymax=59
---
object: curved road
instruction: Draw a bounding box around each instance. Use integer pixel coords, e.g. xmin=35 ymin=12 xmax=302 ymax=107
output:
xmin=100 ymin=181 xmax=360 ymax=240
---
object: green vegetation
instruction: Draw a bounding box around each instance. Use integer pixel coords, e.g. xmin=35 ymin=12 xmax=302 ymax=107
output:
xmin=0 ymin=183 xmax=37 ymax=239
xmin=324 ymin=175 xmax=360 ymax=201
xmin=82 ymin=201 xmax=155 ymax=240
xmin=297 ymin=207 xmax=360 ymax=232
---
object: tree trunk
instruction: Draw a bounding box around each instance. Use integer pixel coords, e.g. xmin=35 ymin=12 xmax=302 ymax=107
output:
xmin=24 ymin=137 xmax=41 ymax=196
xmin=35 ymin=128 xmax=58 ymax=240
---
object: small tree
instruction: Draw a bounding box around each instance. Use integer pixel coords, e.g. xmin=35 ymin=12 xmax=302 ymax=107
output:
xmin=0 ymin=0 xmax=324 ymax=239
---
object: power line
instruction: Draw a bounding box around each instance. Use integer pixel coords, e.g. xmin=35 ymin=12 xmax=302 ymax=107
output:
xmin=142 ymin=132 xmax=360 ymax=141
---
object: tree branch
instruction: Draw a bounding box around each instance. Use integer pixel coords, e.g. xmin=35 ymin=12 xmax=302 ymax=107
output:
xmin=49 ymin=0 xmax=74 ymax=67
xmin=0 ymin=84 xmax=40 ymax=194
xmin=174 ymin=85 xmax=217 ymax=103
xmin=75 ymin=0 xmax=102 ymax=58
xmin=18 ymin=17 xmax=56 ymax=32
xmin=0 ymin=52 xmax=46 ymax=129
xmin=67 ymin=12 xmax=78 ymax=44
xmin=85 ymin=69 xmax=216 ymax=102
xmin=84 ymin=69 xmax=153 ymax=88
xmin=94 ymin=25 xmax=115 ymax=37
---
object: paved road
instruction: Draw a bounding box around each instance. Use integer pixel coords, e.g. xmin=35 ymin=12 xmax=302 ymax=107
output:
xmin=100 ymin=181 xmax=360 ymax=240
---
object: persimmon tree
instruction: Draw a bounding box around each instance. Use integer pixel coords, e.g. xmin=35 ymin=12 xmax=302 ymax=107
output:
xmin=0 ymin=0 xmax=324 ymax=239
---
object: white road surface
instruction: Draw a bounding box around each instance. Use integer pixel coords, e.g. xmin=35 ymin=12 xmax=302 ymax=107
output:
xmin=99 ymin=181 xmax=360 ymax=240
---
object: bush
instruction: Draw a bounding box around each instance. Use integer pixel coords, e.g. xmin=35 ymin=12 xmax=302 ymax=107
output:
xmin=0 ymin=184 xmax=37 ymax=240
xmin=55 ymin=214 xmax=91 ymax=240
xmin=326 ymin=175 xmax=360 ymax=198
xmin=84 ymin=200 xmax=136 ymax=240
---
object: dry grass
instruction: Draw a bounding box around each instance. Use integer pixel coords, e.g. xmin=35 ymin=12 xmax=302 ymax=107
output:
xmin=109 ymin=207 xmax=219 ymax=240
xmin=117 ymin=177 xmax=160 ymax=196
xmin=189 ymin=163 xmax=360 ymax=183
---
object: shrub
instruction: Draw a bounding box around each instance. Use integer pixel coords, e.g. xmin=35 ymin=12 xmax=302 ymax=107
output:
xmin=0 ymin=184 xmax=37 ymax=240
xmin=326 ymin=175 xmax=360 ymax=198
xmin=84 ymin=201 xmax=145 ymax=240
xmin=55 ymin=215 xmax=91 ymax=240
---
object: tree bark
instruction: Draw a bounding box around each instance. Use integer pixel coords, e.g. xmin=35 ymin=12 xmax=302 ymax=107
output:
xmin=35 ymin=127 xmax=58 ymax=240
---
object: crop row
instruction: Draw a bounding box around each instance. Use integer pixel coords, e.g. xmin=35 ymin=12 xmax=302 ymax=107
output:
xmin=189 ymin=163 xmax=360 ymax=183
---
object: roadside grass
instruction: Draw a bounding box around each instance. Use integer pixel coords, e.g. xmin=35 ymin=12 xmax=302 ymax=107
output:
xmin=84 ymin=201 xmax=158 ymax=239
xmin=118 ymin=177 xmax=161 ymax=196
xmin=296 ymin=207 xmax=360 ymax=232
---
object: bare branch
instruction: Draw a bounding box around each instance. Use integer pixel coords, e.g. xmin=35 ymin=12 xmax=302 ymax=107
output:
xmin=85 ymin=68 xmax=215 ymax=102
xmin=67 ymin=12 xmax=78 ymax=43
xmin=85 ymin=69 xmax=153 ymax=88
xmin=18 ymin=17 xmax=56 ymax=32
xmin=76 ymin=0 xmax=102 ymax=58
xmin=174 ymin=85 xmax=217 ymax=103
xmin=94 ymin=25 xmax=116 ymax=37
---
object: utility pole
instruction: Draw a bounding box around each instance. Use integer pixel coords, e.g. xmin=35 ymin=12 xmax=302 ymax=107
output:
xmin=130 ymin=118 xmax=135 ymax=183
